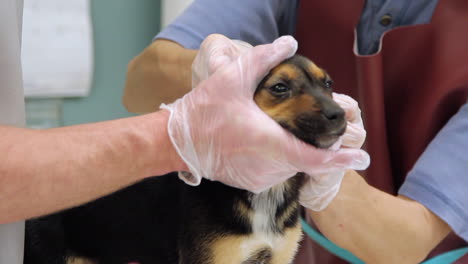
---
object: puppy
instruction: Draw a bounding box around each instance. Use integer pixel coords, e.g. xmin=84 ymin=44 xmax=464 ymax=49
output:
xmin=25 ymin=55 xmax=346 ymax=264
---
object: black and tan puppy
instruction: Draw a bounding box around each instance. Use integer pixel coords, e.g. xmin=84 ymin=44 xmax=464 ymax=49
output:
xmin=25 ymin=55 xmax=346 ymax=264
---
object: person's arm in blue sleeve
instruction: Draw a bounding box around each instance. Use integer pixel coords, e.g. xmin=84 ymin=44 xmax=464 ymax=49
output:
xmin=122 ymin=0 xmax=298 ymax=113
xmin=399 ymin=102 xmax=468 ymax=241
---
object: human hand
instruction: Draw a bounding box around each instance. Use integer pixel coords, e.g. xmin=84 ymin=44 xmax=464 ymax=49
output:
xmin=161 ymin=35 xmax=369 ymax=193
xmin=191 ymin=35 xmax=253 ymax=88
xmin=300 ymin=93 xmax=368 ymax=210
xmin=333 ymin=93 xmax=366 ymax=149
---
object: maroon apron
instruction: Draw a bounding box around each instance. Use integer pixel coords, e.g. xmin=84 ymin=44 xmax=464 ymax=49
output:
xmin=293 ymin=0 xmax=468 ymax=263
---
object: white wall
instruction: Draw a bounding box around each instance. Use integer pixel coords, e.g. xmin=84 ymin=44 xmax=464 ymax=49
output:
xmin=161 ymin=0 xmax=193 ymax=28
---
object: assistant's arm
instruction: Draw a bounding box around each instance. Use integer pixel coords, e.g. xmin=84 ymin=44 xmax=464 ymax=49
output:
xmin=122 ymin=0 xmax=296 ymax=113
xmin=0 ymin=110 xmax=186 ymax=223
xmin=123 ymin=40 xmax=197 ymax=113
xmin=309 ymin=170 xmax=451 ymax=264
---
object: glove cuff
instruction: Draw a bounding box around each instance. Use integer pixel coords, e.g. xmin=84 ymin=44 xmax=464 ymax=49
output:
xmin=160 ymin=103 xmax=203 ymax=186
xmin=178 ymin=171 xmax=202 ymax=186
xmin=299 ymin=172 xmax=344 ymax=211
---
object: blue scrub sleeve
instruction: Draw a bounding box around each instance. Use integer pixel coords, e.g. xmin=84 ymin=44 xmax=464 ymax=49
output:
xmin=155 ymin=0 xmax=298 ymax=48
xmin=399 ymin=102 xmax=468 ymax=241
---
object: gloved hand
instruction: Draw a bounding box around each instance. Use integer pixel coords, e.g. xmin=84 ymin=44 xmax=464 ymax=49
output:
xmin=161 ymin=34 xmax=369 ymax=193
xmin=299 ymin=93 xmax=368 ymax=211
xmin=181 ymin=35 xmax=254 ymax=186
xmin=333 ymin=93 xmax=366 ymax=149
xmin=192 ymin=36 xmax=253 ymax=88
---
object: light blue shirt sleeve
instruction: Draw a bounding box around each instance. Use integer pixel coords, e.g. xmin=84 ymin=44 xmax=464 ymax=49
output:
xmin=399 ymin=102 xmax=468 ymax=241
xmin=155 ymin=0 xmax=298 ymax=48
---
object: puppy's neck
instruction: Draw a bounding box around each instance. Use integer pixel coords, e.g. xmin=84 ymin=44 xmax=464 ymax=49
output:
xmin=249 ymin=183 xmax=287 ymax=234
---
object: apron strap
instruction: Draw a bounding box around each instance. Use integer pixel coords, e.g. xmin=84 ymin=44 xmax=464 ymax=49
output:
xmin=423 ymin=248 xmax=468 ymax=264
xmin=300 ymin=217 xmax=468 ymax=264
xmin=300 ymin=218 xmax=364 ymax=264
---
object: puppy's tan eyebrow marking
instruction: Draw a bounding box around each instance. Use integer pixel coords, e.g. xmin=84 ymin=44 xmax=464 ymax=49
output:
xmin=307 ymin=62 xmax=325 ymax=80
xmin=270 ymin=64 xmax=300 ymax=80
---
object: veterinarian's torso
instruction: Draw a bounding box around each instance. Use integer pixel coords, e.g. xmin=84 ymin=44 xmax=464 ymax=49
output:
xmin=294 ymin=0 xmax=468 ymax=262
xmin=0 ymin=0 xmax=26 ymax=264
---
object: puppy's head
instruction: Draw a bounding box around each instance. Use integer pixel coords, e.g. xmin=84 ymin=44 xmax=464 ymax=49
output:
xmin=254 ymin=55 xmax=345 ymax=149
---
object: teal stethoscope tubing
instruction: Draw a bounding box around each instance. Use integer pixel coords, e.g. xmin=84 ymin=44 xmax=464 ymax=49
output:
xmin=300 ymin=218 xmax=468 ymax=264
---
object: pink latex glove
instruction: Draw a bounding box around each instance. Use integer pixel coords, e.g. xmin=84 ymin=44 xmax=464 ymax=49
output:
xmin=334 ymin=93 xmax=367 ymax=149
xmin=299 ymin=93 xmax=368 ymax=211
xmin=192 ymin=36 xmax=253 ymax=87
xmin=161 ymin=35 xmax=369 ymax=193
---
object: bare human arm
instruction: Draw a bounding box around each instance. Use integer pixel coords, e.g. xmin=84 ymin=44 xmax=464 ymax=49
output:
xmin=0 ymin=110 xmax=186 ymax=223
xmin=123 ymin=39 xmax=197 ymax=113
xmin=308 ymin=170 xmax=451 ymax=264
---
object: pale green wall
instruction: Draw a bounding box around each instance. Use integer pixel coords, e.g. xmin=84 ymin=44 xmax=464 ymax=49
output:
xmin=62 ymin=0 xmax=161 ymax=125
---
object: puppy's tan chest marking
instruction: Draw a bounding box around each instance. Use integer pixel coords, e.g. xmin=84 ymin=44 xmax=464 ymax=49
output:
xmin=66 ymin=257 xmax=96 ymax=264
xmin=209 ymin=224 xmax=302 ymax=264
xmin=209 ymin=185 xmax=302 ymax=264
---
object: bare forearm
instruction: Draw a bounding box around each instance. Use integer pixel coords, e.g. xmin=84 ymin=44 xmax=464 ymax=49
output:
xmin=309 ymin=170 xmax=450 ymax=264
xmin=0 ymin=110 xmax=185 ymax=223
xmin=123 ymin=39 xmax=197 ymax=113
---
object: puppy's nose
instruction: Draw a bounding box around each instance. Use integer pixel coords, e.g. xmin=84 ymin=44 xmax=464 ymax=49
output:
xmin=322 ymin=106 xmax=345 ymax=121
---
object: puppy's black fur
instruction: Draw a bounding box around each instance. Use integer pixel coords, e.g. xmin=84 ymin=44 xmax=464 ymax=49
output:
xmin=25 ymin=175 xmax=304 ymax=264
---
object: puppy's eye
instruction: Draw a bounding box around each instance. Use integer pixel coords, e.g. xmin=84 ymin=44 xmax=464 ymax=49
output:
xmin=324 ymin=79 xmax=333 ymax=89
xmin=269 ymin=83 xmax=290 ymax=94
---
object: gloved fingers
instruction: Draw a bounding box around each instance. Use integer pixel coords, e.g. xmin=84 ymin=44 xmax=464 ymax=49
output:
xmin=236 ymin=35 xmax=297 ymax=93
xmin=213 ymin=156 xmax=298 ymax=193
xmin=299 ymin=184 xmax=340 ymax=212
xmin=324 ymin=148 xmax=370 ymax=171
xmin=332 ymin=92 xmax=363 ymax=126
xmin=232 ymin=39 xmax=254 ymax=51
xmin=299 ymin=183 xmax=341 ymax=211
xmin=222 ymin=148 xmax=300 ymax=193
xmin=192 ymin=34 xmax=234 ymax=87
xmin=192 ymin=35 xmax=253 ymax=87
xmin=246 ymin=171 xmax=297 ymax=194
xmin=332 ymin=92 xmax=366 ymax=148
xmin=281 ymin=131 xmax=369 ymax=172
xmin=299 ymin=171 xmax=344 ymax=211
xmin=341 ymin=121 xmax=366 ymax=148
xmin=292 ymin=144 xmax=370 ymax=173
xmin=196 ymin=34 xmax=296 ymax=77
xmin=206 ymin=39 xmax=252 ymax=75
